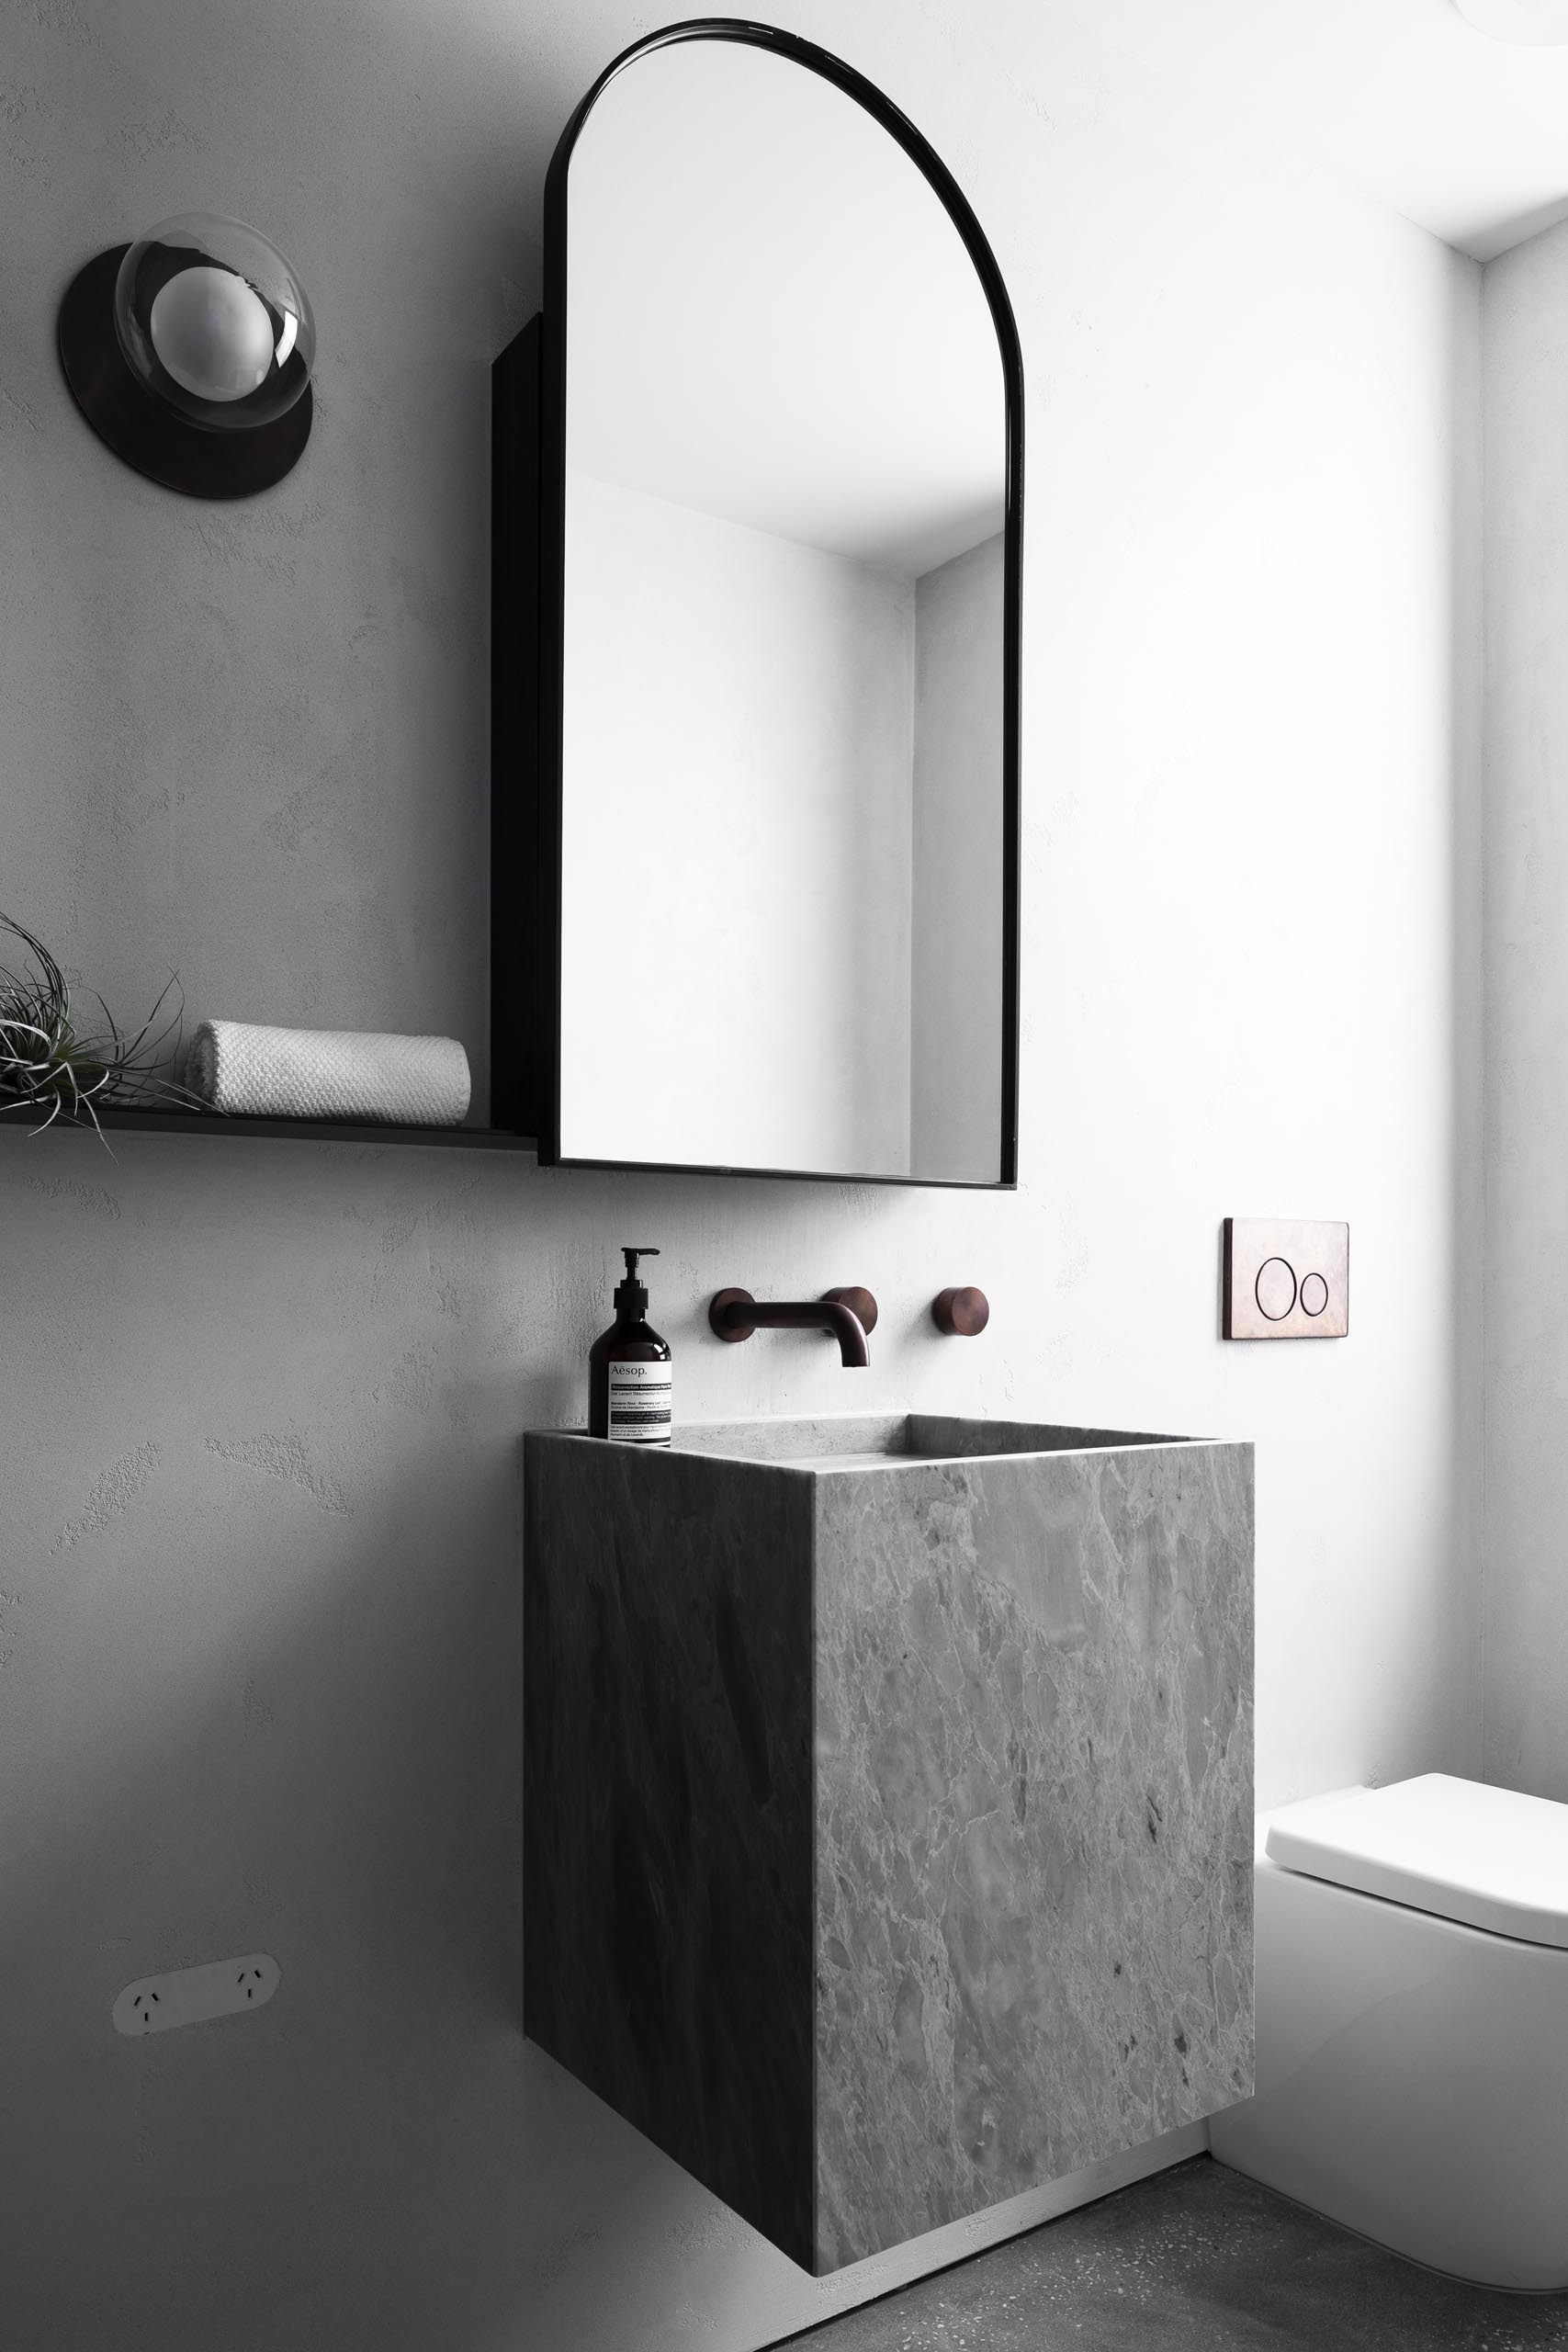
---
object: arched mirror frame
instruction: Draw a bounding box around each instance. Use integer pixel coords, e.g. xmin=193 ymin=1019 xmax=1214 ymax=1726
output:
xmin=491 ymin=17 xmax=1023 ymax=1184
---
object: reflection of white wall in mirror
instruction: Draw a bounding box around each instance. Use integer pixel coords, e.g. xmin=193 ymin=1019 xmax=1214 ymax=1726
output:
xmin=911 ymin=535 xmax=1005 ymax=1181
xmin=567 ymin=38 xmax=1004 ymax=574
xmin=559 ymin=469 xmax=914 ymax=1173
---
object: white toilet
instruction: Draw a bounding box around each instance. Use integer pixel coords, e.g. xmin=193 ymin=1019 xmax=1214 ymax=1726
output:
xmin=1209 ymin=1773 xmax=1568 ymax=2290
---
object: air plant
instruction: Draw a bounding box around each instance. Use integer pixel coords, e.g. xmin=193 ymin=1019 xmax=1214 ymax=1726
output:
xmin=0 ymin=912 xmax=194 ymax=1139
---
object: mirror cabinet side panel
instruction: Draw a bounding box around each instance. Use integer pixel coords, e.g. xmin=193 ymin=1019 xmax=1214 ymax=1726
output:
xmin=491 ymin=314 xmax=550 ymax=1143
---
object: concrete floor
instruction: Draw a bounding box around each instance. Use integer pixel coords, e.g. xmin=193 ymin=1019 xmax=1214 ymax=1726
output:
xmin=793 ymin=2156 xmax=1568 ymax=2350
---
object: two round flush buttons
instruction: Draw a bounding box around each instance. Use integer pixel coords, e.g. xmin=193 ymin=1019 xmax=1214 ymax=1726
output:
xmin=1256 ymin=1257 xmax=1329 ymax=1321
xmin=1223 ymin=1219 xmax=1349 ymax=1340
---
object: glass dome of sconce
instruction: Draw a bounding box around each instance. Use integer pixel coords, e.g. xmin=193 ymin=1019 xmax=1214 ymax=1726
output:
xmin=113 ymin=213 xmax=315 ymax=432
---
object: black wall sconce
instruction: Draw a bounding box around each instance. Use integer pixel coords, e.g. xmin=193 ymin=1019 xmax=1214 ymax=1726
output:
xmin=58 ymin=211 xmax=315 ymax=499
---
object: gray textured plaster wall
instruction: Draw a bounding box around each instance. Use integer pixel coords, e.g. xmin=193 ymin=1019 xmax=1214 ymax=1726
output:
xmin=0 ymin=0 xmax=1482 ymax=2346
xmin=1482 ymin=216 xmax=1568 ymax=1796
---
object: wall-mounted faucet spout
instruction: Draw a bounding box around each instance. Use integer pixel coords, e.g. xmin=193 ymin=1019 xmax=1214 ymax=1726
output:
xmin=709 ymin=1286 xmax=876 ymax=1368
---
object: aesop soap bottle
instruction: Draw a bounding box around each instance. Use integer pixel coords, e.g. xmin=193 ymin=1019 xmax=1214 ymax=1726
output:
xmin=589 ymin=1247 xmax=672 ymax=1444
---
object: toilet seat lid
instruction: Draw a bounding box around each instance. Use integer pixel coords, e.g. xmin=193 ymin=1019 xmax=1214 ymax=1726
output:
xmin=1265 ymin=1774 xmax=1568 ymax=1949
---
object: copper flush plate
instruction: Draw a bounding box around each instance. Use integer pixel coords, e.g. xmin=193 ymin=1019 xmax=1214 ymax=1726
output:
xmin=1223 ymin=1218 xmax=1348 ymax=1340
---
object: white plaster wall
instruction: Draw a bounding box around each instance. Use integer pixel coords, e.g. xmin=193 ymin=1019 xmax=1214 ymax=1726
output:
xmin=1481 ymin=217 xmax=1568 ymax=1798
xmin=0 ymin=0 xmax=1483 ymax=2346
xmin=558 ymin=470 xmax=914 ymax=1174
xmin=911 ymin=532 xmax=1005 ymax=1181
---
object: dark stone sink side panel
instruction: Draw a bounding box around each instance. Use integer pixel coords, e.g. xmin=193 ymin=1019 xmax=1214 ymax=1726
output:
xmin=813 ymin=1441 xmax=1255 ymax=2269
xmin=523 ymin=1435 xmax=817 ymax=2268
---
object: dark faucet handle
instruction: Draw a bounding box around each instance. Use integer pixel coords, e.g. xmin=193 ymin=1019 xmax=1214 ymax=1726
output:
xmin=933 ymin=1285 xmax=989 ymax=1337
xmin=822 ymin=1285 xmax=878 ymax=1335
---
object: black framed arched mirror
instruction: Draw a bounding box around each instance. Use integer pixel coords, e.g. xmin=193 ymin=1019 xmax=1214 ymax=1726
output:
xmin=492 ymin=19 xmax=1022 ymax=1184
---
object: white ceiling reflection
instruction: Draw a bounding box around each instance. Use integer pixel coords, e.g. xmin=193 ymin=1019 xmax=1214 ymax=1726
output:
xmin=566 ymin=39 xmax=1006 ymax=578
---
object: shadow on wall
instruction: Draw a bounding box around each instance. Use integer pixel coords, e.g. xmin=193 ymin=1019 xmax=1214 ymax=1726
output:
xmin=1 ymin=1458 xmax=539 ymax=2346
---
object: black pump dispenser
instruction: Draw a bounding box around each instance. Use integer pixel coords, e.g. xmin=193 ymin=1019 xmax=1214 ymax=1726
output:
xmin=589 ymin=1246 xmax=672 ymax=1443
xmin=613 ymin=1247 xmax=657 ymax=1319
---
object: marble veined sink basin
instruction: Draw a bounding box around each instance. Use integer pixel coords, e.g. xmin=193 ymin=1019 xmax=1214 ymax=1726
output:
xmin=524 ymin=1412 xmax=1254 ymax=2275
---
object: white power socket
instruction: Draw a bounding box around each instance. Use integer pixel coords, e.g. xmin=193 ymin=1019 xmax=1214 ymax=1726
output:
xmin=113 ymin=1951 xmax=281 ymax=2037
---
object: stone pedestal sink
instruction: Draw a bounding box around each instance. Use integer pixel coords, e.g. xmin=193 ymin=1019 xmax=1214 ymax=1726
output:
xmin=523 ymin=1413 xmax=1253 ymax=2274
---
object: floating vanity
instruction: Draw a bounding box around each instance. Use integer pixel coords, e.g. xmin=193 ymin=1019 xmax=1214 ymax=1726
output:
xmin=523 ymin=1415 xmax=1254 ymax=2274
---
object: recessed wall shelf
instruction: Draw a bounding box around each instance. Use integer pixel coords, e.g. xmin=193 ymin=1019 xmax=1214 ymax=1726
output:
xmin=0 ymin=1104 xmax=537 ymax=1151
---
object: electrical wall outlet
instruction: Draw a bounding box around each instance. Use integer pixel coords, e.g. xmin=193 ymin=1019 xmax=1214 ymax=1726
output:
xmin=113 ymin=1951 xmax=280 ymax=2037
xmin=1223 ymin=1218 xmax=1348 ymax=1340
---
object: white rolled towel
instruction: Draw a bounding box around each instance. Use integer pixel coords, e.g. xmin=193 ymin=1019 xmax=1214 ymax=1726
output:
xmin=186 ymin=1021 xmax=471 ymax=1126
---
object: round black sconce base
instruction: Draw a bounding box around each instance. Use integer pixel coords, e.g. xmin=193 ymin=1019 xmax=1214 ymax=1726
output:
xmin=57 ymin=246 xmax=312 ymax=500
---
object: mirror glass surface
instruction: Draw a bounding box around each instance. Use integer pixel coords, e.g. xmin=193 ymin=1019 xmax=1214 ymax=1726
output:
xmin=558 ymin=34 xmax=1012 ymax=1181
